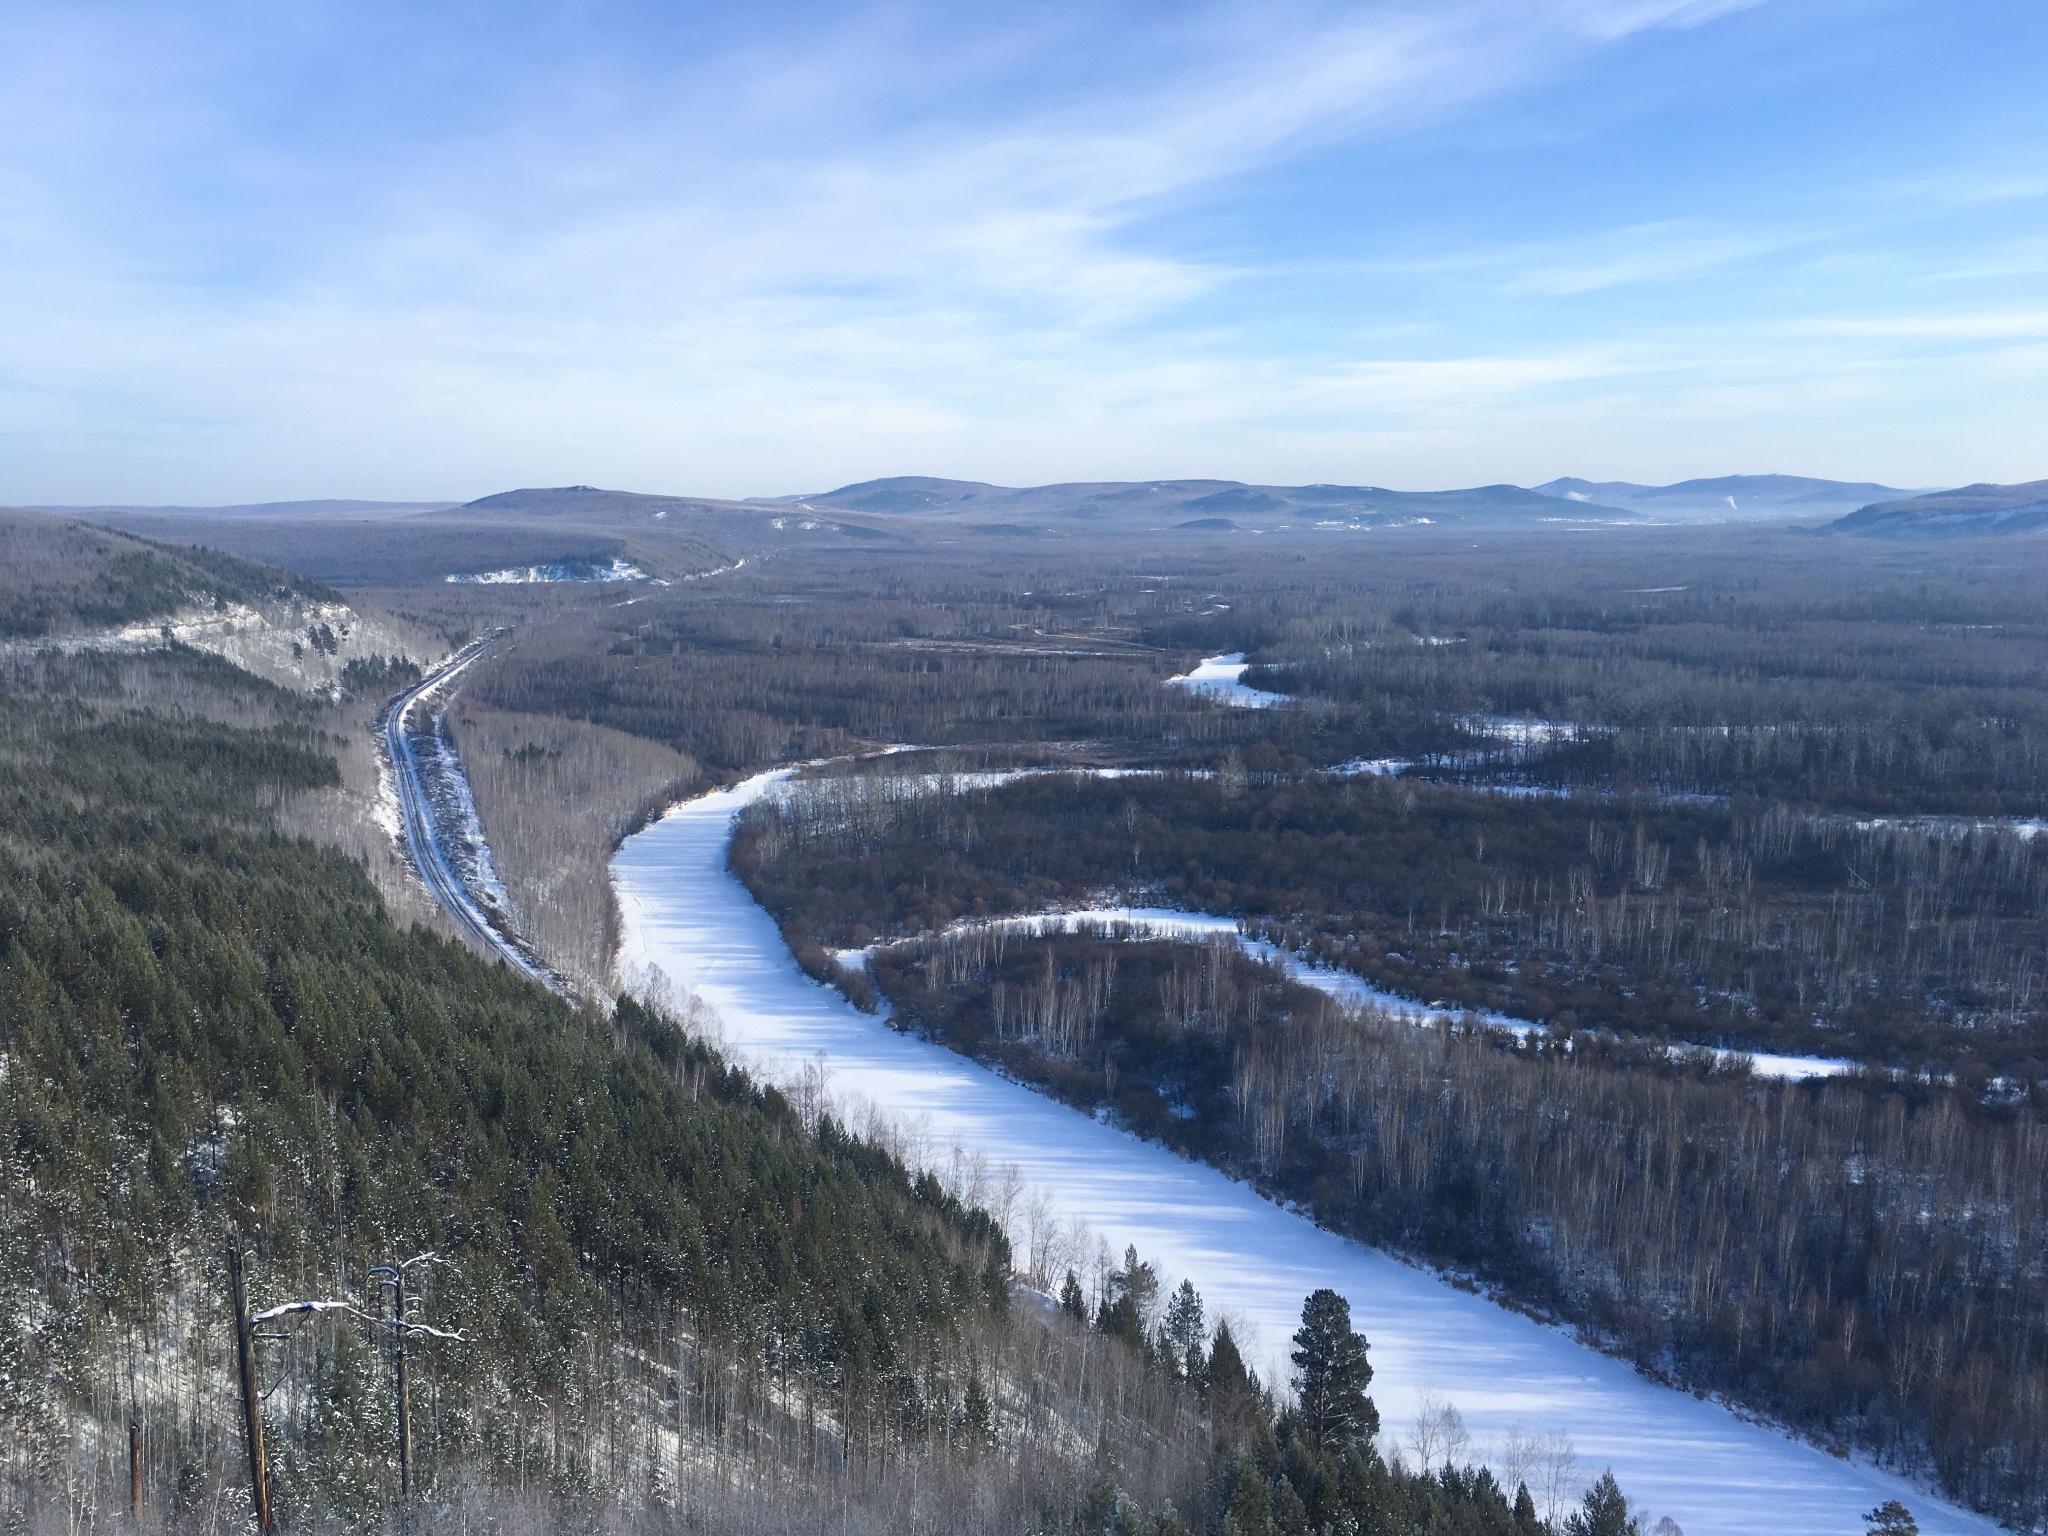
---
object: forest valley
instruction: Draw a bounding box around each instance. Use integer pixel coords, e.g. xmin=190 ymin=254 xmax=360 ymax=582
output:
xmin=1 ymin=557 xmax=1669 ymax=1533
xmin=5 ymin=510 xmax=2039 ymax=1533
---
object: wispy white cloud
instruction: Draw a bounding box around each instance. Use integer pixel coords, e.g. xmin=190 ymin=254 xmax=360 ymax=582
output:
xmin=2 ymin=0 xmax=1751 ymax=498
xmin=1791 ymin=311 xmax=2048 ymax=341
xmin=0 ymin=0 xmax=2041 ymax=500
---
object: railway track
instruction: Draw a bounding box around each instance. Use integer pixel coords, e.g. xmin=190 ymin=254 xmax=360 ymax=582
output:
xmin=378 ymin=632 xmax=566 ymax=995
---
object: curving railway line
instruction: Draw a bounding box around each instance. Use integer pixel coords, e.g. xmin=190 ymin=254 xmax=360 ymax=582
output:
xmin=378 ymin=631 xmax=567 ymax=995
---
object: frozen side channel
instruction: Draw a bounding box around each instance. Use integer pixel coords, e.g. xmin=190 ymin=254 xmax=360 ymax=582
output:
xmin=611 ymin=770 xmax=1990 ymax=1536
xmin=1165 ymin=651 xmax=1285 ymax=707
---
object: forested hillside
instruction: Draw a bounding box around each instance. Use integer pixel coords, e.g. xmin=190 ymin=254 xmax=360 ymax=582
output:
xmin=0 ymin=509 xmax=340 ymax=638
xmin=0 ymin=646 xmax=1005 ymax=1522
xmin=16 ymin=523 xmax=2026 ymax=1529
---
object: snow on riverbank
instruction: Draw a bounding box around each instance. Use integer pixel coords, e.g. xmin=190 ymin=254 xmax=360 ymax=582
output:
xmin=447 ymin=556 xmax=647 ymax=584
xmin=1165 ymin=652 xmax=1285 ymax=707
xmin=612 ymin=773 xmax=1977 ymax=1536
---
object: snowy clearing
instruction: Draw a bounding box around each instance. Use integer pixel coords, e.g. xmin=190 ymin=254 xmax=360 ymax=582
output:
xmin=612 ymin=773 xmax=1972 ymax=1536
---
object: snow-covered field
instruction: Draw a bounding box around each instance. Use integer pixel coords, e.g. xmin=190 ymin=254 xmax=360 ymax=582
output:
xmin=1165 ymin=651 xmax=1285 ymax=707
xmin=613 ymin=773 xmax=1981 ymax=1536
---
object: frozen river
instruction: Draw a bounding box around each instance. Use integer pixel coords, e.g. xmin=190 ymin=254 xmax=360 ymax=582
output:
xmin=1165 ymin=650 xmax=1285 ymax=707
xmin=612 ymin=769 xmax=1989 ymax=1536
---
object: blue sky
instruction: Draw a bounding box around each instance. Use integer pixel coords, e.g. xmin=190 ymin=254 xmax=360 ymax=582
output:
xmin=1 ymin=0 xmax=2042 ymax=502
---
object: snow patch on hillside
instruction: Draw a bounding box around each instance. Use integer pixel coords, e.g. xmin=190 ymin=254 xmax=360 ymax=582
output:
xmin=1 ymin=594 xmax=435 ymax=698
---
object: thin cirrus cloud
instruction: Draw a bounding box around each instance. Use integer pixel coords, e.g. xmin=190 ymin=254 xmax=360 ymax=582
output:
xmin=0 ymin=0 xmax=2041 ymax=502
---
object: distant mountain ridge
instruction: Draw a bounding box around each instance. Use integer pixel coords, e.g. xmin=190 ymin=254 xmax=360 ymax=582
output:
xmin=774 ymin=476 xmax=1638 ymax=529
xmin=463 ymin=485 xmax=725 ymax=518
xmin=31 ymin=498 xmax=461 ymax=517
xmin=1823 ymin=479 xmax=2048 ymax=540
xmin=1533 ymin=475 xmax=1926 ymax=521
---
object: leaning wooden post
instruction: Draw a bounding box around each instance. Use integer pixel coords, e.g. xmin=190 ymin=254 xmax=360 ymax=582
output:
xmin=225 ymin=1233 xmax=274 ymax=1535
xmin=393 ymin=1267 xmax=412 ymax=1501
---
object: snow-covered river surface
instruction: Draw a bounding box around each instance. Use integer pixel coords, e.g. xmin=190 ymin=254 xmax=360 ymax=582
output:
xmin=612 ymin=770 xmax=1989 ymax=1536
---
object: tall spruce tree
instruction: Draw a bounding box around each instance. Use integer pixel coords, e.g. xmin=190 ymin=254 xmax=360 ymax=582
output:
xmin=1060 ymin=1269 xmax=1087 ymax=1323
xmin=1162 ymin=1279 xmax=1206 ymax=1385
xmin=1288 ymin=1288 xmax=1378 ymax=1451
xmin=1206 ymin=1319 xmax=1265 ymax=1448
xmin=1565 ymin=1470 xmax=1640 ymax=1536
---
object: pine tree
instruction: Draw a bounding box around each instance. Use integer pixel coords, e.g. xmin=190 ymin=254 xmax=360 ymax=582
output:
xmin=959 ymin=1369 xmax=995 ymax=1455
xmin=1097 ymin=1244 xmax=1158 ymax=1351
xmin=1288 ymin=1288 xmax=1378 ymax=1451
xmin=1864 ymin=1501 xmax=1919 ymax=1536
xmin=1114 ymin=1245 xmax=1159 ymax=1318
xmin=1098 ymin=1289 xmax=1146 ymax=1350
xmin=1060 ymin=1269 xmax=1086 ymax=1323
xmin=1564 ymin=1470 xmax=1639 ymax=1536
xmin=1162 ymin=1279 xmax=1206 ymax=1385
xmin=1206 ymin=1320 xmax=1265 ymax=1448
xmin=1270 ymin=1474 xmax=1309 ymax=1533
xmin=1514 ymin=1482 xmax=1542 ymax=1533
xmin=1221 ymin=1452 xmax=1273 ymax=1536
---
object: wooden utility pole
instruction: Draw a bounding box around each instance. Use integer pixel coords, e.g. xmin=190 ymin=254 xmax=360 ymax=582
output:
xmin=225 ymin=1234 xmax=274 ymax=1536
xmin=392 ymin=1266 xmax=412 ymax=1500
xmin=373 ymin=1254 xmax=452 ymax=1502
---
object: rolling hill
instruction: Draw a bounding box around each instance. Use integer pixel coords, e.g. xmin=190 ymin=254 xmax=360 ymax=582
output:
xmin=0 ymin=508 xmax=339 ymax=637
xmin=1822 ymin=480 xmax=2048 ymax=539
xmin=1533 ymin=474 xmax=1925 ymax=522
xmin=773 ymin=475 xmax=1638 ymax=530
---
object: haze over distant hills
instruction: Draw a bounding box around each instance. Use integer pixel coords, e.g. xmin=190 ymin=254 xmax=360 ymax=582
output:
xmin=770 ymin=475 xmax=1638 ymax=530
xmin=29 ymin=498 xmax=461 ymax=518
xmin=1823 ymin=480 xmax=2048 ymax=540
xmin=33 ymin=470 xmax=2043 ymax=591
xmin=1531 ymin=475 xmax=1926 ymax=522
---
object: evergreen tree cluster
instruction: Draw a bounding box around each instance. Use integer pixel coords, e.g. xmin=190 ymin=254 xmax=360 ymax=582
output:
xmin=1073 ymin=1273 xmax=1648 ymax=1536
xmin=0 ymin=651 xmax=1007 ymax=1525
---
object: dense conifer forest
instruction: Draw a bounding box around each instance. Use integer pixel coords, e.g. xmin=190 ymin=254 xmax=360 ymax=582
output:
xmin=0 ymin=647 xmax=1044 ymax=1528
